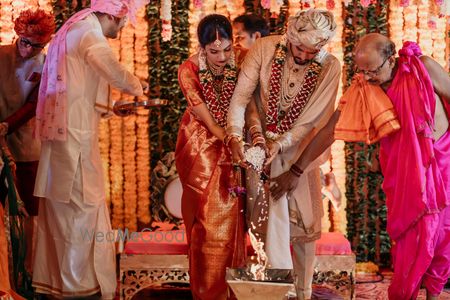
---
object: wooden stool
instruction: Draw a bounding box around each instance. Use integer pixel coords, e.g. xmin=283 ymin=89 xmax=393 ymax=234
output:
xmin=119 ymin=230 xmax=189 ymax=300
xmin=313 ymin=232 xmax=356 ymax=299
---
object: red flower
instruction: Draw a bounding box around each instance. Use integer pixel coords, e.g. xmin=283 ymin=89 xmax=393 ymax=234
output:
xmin=326 ymin=0 xmax=335 ymax=10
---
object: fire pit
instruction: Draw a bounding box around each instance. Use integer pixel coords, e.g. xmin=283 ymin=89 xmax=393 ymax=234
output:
xmin=226 ymin=268 xmax=295 ymax=300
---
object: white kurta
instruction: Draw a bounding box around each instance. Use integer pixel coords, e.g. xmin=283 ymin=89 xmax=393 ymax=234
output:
xmin=32 ymin=14 xmax=142 ymax=299
xmin=0 ymin=43 xmax=43 ymax=162
xmin=228 ymin=35 xmax=340 ymax=299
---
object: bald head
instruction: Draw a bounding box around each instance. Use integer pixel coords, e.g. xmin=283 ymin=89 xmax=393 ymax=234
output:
xmin=354 ymin=33 xmax=396 ymax=85
xmin=355 ymin=33 xmax=395 ymax=61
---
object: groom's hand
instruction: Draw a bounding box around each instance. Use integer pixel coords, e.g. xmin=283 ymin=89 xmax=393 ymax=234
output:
xmin=270 ymin=170 xmax=300 ymax=201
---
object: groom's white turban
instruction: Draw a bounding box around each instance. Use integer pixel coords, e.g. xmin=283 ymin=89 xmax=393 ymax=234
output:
xmin=287 ymin=9 xmax=337 ymax=50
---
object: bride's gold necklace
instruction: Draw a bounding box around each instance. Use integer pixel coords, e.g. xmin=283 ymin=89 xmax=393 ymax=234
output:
xmin=206 ymin=60 xmax=225 ymax=96
xmin=207 ymin=60 xmax=225 ymax=77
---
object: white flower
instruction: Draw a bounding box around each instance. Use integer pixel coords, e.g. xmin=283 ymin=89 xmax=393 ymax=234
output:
xmin=160 ymin=0 xmax=172 ymax=41
xmin=244 ymin=146 xmax=266 ymax=172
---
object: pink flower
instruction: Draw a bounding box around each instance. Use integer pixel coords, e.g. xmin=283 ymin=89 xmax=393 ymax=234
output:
xmin=229 ymin=186 xmax=247 ymax=197
xmin=427 ymin=19 xmax=437 ymax=29
xmin=360 ymin=0 xmax=371 ymax=7
xmin=399 ymin=0 xmax=410 ymax=7
xmin=261 ymin=0 xmax=271 ymax=9
xmin=193 ymin=0 xmax=202 ymax=8
xmin=326 ymin=0 xmax=335 ymax=9
xmin=435 ymin=0 xmax=443 ymax=5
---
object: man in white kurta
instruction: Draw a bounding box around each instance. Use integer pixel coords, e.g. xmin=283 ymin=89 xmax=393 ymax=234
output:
xmin=32 ymin=1 xmax=147 ymax=298
xmin=0 ymin=9 xmax=55 ymax=274
xmin=227 ymin=9 xmax=341 ymax=300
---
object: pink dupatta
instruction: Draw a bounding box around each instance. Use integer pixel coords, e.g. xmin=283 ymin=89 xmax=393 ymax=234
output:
xmin=380 ymin=41 xmax=449 ymax=241
xmin=34 ymin=0 xmax=147 ymax=141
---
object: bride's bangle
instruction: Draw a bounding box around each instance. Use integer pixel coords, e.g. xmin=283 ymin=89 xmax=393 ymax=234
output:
xmin=223 ymin=134 xmax=241 ymax=147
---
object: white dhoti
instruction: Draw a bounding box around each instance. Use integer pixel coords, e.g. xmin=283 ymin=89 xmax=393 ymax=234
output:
xmin=266 ymin=154 xmax=325 ymax=300
xmin=32 ymin=166 xmax=116 ymax=299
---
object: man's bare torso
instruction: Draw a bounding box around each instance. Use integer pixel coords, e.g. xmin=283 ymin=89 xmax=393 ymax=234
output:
xmin=434 ymin=94 xmax=449 ymax=141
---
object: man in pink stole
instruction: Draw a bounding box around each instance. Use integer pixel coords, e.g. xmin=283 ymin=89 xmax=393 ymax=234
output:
xmin=273 ymin=33 xmax=450 ymax=299
xmin=32 ymin=0 xmax=147 ymax=298
xmin=373 ymin=40 xmax=450 ymax=300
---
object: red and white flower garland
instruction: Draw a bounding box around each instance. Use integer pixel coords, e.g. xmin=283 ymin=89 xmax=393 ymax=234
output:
xmin=265 ymin=35 xmax=322 ymax=140
xmin=198 ymin=49 xmax=237 ymax=128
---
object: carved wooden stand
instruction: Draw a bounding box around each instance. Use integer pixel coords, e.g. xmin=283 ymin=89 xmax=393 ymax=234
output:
xmin=313 ymin=254 xmax=356 ymax=300
xmin=119 ymin=254 xmax=189 ymax=300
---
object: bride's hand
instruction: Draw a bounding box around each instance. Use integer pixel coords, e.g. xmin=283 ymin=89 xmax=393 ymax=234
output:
xmin=264 ymin=141 xmax=281 ymax=167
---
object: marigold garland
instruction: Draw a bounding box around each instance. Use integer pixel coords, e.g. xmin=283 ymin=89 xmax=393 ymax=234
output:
xmin=11 ymin=0 xmax=27 ymax=23
xmin=121 ymin=22 xmax=138 ymax=232
xmin=109 ymin=36 xmax=125 ymax=229
xmin=99 ymin=119 xmax=111 ymax=209
xmin=0 ymin=0 xmax=14 ymax=44
xmin=136 ymin=109 xmax=151 ymax=225
xmin=123 ymin=113 xmax=138 ymax=232
xmin=389 ymin=2 xmax=404 ymax=52
xmin=188 ymin=0 xmax=215 ymax=54
xmin=216 ymin=0 xmax=228 ymax=17
xmin=226 ymin=0 xmax=245 ymax=21
xmin=418 ymin=0 xmax=433 ymax=55
xmin=431 ymin=16 xmax=446 ymax=66
xmin=187 ymin=0 xmax=202 ymax=55
xmin=288 ymin=0 xmax=301 ymax=17
xmin=135 ymin=6 xmax=151 ymax=225
xmin=38 ymin=0 xmax=52 ymax=12
xmin=269 ymin=0 xmax=283 ymax=15
xmin=110 ymin=113 xmax=124 ymax=229
xmin=402 ymin=4 xmax=418 ymax=42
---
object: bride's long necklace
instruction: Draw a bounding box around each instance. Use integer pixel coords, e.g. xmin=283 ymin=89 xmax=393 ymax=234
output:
xmin=199 ymin=49 xmax=237 ymax=127
xmin=207 ymin=61 xmax=225 ymax=96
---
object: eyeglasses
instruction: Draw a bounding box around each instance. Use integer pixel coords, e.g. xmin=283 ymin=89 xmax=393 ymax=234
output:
xmin=357 ymin=55 xmax=390 ymax=77
xmin=19 ymin=37 xmax=46 ymax=50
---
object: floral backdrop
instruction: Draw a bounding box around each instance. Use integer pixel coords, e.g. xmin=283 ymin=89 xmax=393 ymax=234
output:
xmin=0 ymin=0 xmax=449 ymax=265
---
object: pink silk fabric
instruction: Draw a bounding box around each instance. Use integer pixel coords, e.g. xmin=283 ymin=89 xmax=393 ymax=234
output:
xmin=34 ymin=0 xmax=147 ymax=141
xmin=124 ymin=230 xmax=189 ymax=255
xmin=380 ymin=41 xmax=450 ymax=241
